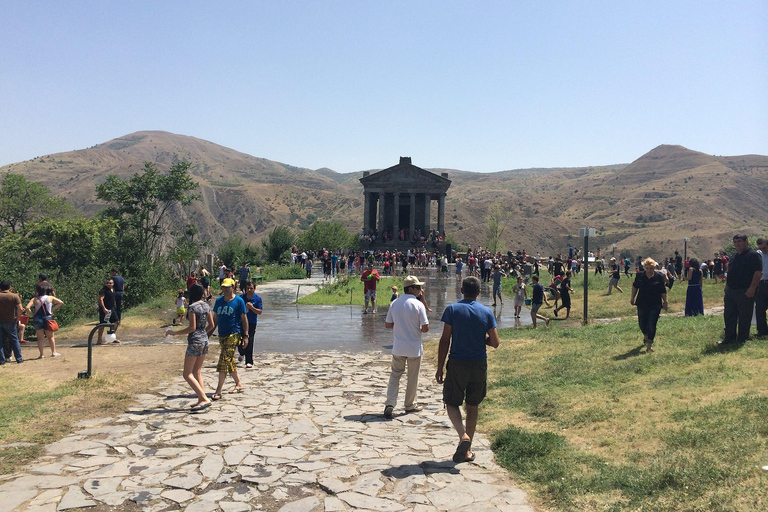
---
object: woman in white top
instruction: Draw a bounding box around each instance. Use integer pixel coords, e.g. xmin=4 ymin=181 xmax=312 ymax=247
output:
xmin=25 ymin=283 xmax=64 ymax=358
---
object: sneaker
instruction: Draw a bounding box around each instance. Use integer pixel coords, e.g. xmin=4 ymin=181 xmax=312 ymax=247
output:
xmin=245 ymin=363 xmax=253 ymax=369
xmin=372 ymin=309 xmax=376 ymax=314
xmin=405 ymin=405 xmax=424 ymax=413
xmin=383 ymin=405 xmax=394 ymax=419
xmin=52 ymin=353 xmax=62 ymax=357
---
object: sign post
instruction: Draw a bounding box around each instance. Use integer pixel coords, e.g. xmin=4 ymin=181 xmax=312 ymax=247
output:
xmin=579 ymin=227 xmax=596 ymax=325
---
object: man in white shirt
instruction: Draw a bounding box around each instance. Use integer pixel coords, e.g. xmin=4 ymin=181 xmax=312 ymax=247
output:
xmin=383 ymin=275 xmax=430 ymax=418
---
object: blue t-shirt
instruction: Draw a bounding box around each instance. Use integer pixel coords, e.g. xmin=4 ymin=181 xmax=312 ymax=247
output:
xmin=440 ymin=300 xmax=497 ymax=361
xmin=244 ymin=293 xmax=262 ymax=325
xmin=239 ymin=266 xmax=251 ymax=281
xmin=456 ymin=261 xmax=463 ymax=272
xmin=112 ymin=275 xmax=125 ymax=294
xmin=213 ymin=295 xmax=246 ymax=336
xmin=532 ymin=283 xmax=545 ymax=304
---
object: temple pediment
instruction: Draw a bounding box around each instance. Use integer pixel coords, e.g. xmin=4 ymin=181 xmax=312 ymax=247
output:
xmin=359 ymin=157 xmax=451 ymax=192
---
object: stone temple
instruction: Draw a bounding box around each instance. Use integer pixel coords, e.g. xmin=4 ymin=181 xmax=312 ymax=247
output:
xmin=359 ymin=157 xmax=451 ymax=237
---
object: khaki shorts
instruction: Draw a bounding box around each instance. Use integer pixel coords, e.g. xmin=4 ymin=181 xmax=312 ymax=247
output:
xmin=365 ymin=289 xmax=377 ymax=301
xmin=443 ymin=359 xmax=487 ymax=407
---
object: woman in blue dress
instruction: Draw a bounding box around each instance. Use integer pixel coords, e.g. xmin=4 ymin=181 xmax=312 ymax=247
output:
xmin=685 ymin=258 xmax=704 ymax=316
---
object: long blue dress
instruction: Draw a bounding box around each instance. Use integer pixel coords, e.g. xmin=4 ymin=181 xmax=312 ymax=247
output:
xmin=685 ymin=269 xmax=704 ymax=316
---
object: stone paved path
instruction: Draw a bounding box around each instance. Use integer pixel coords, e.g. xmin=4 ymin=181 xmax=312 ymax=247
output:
xmin=0 ymin=351 xmax=535 ymax=512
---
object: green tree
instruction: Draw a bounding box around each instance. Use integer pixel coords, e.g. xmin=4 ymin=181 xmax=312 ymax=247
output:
xmin=96 ymin=161 xmax=200 ymax=261
xmin=0 ymin=172 xmax=70 ymax=234
xmin=168 ymin=224 xmax=207 ymax=281
xmin=262 ymin=226 xmax=296 ymax=263
xmin=298 ymin=221 xmax=357 ymax=250
xmin=217 ymin=235 xmax=261 ymax=269
xmin=484 ymin=200 xmax=509 ymax=253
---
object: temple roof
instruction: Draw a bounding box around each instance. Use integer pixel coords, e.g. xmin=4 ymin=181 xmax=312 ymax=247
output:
xmin=359 ymin=157 xmax=451 ymax=191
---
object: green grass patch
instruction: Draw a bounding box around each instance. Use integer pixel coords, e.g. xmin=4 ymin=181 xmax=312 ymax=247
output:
xmin=297 ymin=276 xmax=402 ymax=306
xmin=476 ymin=314 xmax=768 ymax=511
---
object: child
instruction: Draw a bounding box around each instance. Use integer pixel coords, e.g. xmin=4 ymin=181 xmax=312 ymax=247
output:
xmin=390 ymin=286 xmax=399 ymax=303
xmin=491 ymin=265 xmax=506 ymax=307
xmin=513 ymin=277 xmax=526 ymax=318
xmin=174 ymin=289 xmax=187 ymax=325
xmin=530 ymin=275 xmax=550 ymax=328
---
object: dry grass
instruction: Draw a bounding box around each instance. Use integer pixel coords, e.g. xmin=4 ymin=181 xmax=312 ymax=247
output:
xmin=0 ymin=344 xmax=183 ymax=474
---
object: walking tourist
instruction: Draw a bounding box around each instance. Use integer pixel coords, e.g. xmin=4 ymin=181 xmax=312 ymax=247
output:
xmin=239 ymin=262 xmax=251 ymax=293
xmin=755 ymin=238 xmax=768 ymax=337
xmin=684 ymin=258 xmax=704 ymax=317
xmin=96 ymin=277 xmax=119 ymax=345
xmin=208 ymin=278 xmax=247 ymax=399
xmin=630 ymin=258 xmax=668 ymax=353
xmin=435 ymin=276 xmax=499 ymax=464
xmin=25 ymin=283 xmax=63 ymax=358
xmin=607 ymin=258 xmax=624 ymax=295
xmin=361 ymin=262 xmax=380 ymax=314
xmin=165 ymin=283 xmax=213 ymax=411
xmin=173 ymin=289 xmax=187 ymax=326
xmin=383 ymin=275 xmax=430 ymax=419
xmin=554 ymin=271 xmax=573 ymax=319
xmin=238 ymin=282 xmax=262 ymax=368
xmin=109 ymin=268 xmax=125 ymax=341
xmin=529 ymin=275 xmax=550 ymax=328
xmin=490 ymin=265 xmax=505 ymax=307
xmin=512 ymin=276 xmax=526 ymax=319
xmin=0 ymin=281 xmax=23 ymax=364
xmin=720 ymin=234 xmax=762 ymax=345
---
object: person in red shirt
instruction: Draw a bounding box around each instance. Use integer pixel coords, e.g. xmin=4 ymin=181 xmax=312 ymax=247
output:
xmin=361 ymin=263 xmax=381 ymax=314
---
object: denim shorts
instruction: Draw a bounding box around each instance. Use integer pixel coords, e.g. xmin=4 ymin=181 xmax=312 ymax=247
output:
xmin=32 ymin=317 xmax=47 ymax=331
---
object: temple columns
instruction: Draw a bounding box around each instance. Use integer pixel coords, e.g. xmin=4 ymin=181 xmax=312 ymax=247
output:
xmin=363 ymin=192 xmax=371 ymax=232
xmin=423 ymin=194 xmax=431 ymax=233
xmin=409 ymin=193 xmax=416 ymax=236
xmin=393 ymin=193 xmax=400 ymax=235
xmin=378 ymin=192 xmax=386 ymax=233
xmin=437 ymin=193 xmax=445 ymax=233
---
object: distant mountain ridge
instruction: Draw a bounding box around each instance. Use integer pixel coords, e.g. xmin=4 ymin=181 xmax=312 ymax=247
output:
xmin=2 ymin=131 xmax=767 ymax=258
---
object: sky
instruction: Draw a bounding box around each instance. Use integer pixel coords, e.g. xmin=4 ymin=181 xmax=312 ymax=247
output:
xmin=2 ymin=1 xmax=766 ymax=173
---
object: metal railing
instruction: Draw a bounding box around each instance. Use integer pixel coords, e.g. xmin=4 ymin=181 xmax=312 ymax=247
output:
xmin=77 ymin=322 xmax=116 ymax=379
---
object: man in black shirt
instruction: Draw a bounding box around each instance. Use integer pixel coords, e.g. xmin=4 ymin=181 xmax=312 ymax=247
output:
xmin=721 ymin=235 xmax=763 ymax=345
xmin=97 ymin=278 xmax=118 ymax=345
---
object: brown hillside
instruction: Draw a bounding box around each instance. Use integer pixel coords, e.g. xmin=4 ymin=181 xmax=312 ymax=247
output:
xmin=2 ymin=132 xmax=767 ymax=260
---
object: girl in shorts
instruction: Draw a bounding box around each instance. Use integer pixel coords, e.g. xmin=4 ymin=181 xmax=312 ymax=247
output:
xmin=174 ymin=289 xmax=187 ymax=325
xmin=166 ymin=283 xmax=213 ymax=411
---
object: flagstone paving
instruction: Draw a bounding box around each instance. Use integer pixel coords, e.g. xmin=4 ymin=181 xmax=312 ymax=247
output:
xmin=0 ymin=351 xmax=535 ymax=512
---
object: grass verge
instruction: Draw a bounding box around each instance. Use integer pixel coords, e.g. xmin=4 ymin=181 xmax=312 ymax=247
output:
xmin=296 ymin=276 xmax=402 ymax=306
xmin=0 ymin=345 xmax=182 ymax=474
xmin=422 ymin=314 xmax=768 ymax=511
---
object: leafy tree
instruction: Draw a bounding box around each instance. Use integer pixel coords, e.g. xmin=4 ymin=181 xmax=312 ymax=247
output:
xmin=96 ymin=161 xmax=199 ymax=261
xmin=298 ymin=221 xmax=357 ymax=251
xmin=25 ymin=217 xmax=118 ymax=276
xmin=0 ymin=172 xmax=70 ymax=234
xmin=217 ymin=235 xmax=261 ymax=269
xmin=484 ymin=200 xmax=509 ymax=253
xmin=262 ymin=226 xmax=296 ymax=263
xmin=168 ymin=224 xmax=207 ymax=281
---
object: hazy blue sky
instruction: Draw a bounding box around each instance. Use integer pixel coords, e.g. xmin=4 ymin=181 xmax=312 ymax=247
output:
xmin=2 ymin=1 xmax=766 ymax=173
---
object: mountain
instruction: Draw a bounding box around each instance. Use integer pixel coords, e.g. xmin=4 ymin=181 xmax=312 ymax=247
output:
xmin=2 ymin=131 xmax=767 ymax=259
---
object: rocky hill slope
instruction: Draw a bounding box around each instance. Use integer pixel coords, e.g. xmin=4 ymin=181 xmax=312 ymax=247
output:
xmin=3 ymin=131 xmax=766 ymax=259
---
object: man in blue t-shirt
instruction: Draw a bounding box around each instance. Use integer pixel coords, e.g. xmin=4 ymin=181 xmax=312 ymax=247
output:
xmin=435 ymin=276 xmax=499 ymax=464
xmin=238 ymin=281 xmax=263 ymax=368
xmin=207 ymin=278 xmax=247 ymax=400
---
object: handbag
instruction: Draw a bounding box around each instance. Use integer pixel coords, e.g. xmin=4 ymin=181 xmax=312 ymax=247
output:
xmin=40 ymin=299 xmax=59 ymax=331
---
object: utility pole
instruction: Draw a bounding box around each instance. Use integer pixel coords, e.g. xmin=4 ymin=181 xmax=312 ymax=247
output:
xmin=579 ymin=227 xmax=595 ymax=325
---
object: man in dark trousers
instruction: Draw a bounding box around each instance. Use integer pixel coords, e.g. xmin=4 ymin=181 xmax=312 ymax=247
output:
xmin=754 ymin=238 xmax=768 ymax=337
xmin=720 ymin=234 xmax=762 ymax=345
xmin=435 ymin=276 xmax=500 ymax=464
xmin=110 ymin=268 xmax=125 ymax=342
xmin=0 ymin=281 xmax=23 ymax=364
